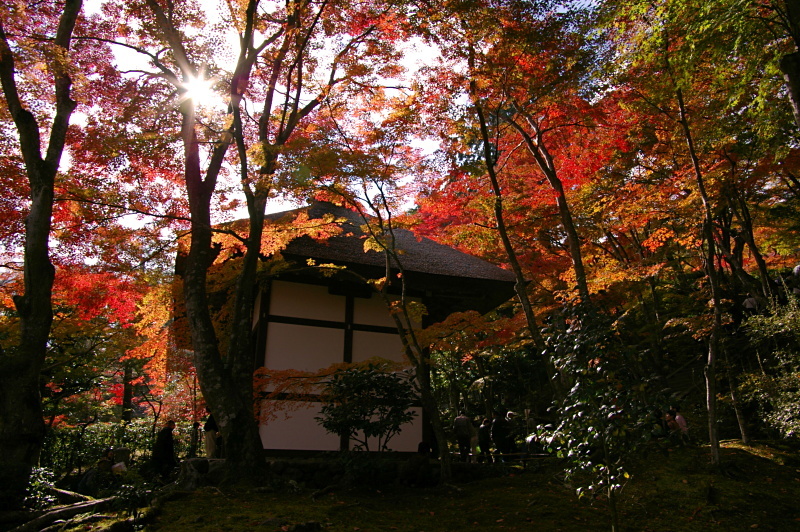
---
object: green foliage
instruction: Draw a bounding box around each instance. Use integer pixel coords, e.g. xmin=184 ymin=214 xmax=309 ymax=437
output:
xmin=316 ymin=362 xmax=418 ymax=452
xmin=742 ymin=296 xmax=800 ymax=438
xmin=111 ymin=471 xmax=157 ymax=521
xmin=539 ymin=302 xmax=650 ymax=528
xmin=40 ymin=419 xmax=198 ymax=475
xmin=22 ymin=467 xmax=57 ymax=511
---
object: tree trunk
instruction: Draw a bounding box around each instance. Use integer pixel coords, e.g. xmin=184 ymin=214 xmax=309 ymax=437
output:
xmin=122 ymin=363 xmax=134 ymax=422
xmin=465 ymin=44 xmax=563 ymax=399
xmin=725 ymin=357 xmax=750 ymax=445
xmin=179 ymin=109 xmax=266 ymax=482
xmin=142 ymin=0 xmax=270 ymax=483
xmin=676 ymin=88 xmax=721 ymax=466
xmin=0 ymin=0 xmax=81 ymax=510
xmin=781 ymin=0 xmax=800 ymax=129
xmin=780 ymin=52 xmax=800 ymax=130
xmin=507 ymin=114 xmax=591 ymax=302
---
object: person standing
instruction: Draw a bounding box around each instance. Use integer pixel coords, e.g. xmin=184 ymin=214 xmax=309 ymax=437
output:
xmin=204 ymin=407 xmax=219 ymax=458
xmin=671 ymin=405 xmax=689 ymax=436
xmin=491 ymin=410 xmax=513 ymax=458
xmin=152 ymin=420 xmax=177 ymax=479
xmin=188 ymin=421 xmax=200 ymax=458
xmin=453 ymin=412 xmax=474 ymax=462
xmin=478 ymin=418 xmax=493 ymax=463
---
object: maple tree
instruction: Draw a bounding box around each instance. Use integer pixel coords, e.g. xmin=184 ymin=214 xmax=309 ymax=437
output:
xmin=6 ymin=1 xmax=800 ymax=522
xmin=0 ymin=0 xmax=190 ymax=507
xmin=411 ymin=0 xmax=627 ymax=405
xmin=0 ymin=0 xmax=95 ymax=508
xmin=598 ymin=0 xmax=800 ymax=466
xmin=108 ymin=0 xmax=413 ymax=482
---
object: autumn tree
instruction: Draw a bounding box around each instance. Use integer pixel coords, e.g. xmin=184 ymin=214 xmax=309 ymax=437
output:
xmin=0 ymin=0 xmax=95 ymax=508
xmin=115 ymin=0 xmax=409 ymax=480
xmin=597 ymin=0 xmax=800 ymax=463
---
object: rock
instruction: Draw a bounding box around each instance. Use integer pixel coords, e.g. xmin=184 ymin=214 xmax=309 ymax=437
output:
xmin=175 ymin=458 xmax=227 ymax=490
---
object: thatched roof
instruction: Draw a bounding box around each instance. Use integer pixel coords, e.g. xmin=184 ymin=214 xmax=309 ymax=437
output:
xmin=268 ymin=201 xmax=516 ymax=283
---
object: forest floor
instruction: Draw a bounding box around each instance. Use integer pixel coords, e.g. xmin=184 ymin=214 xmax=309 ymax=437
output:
xmin=135 ymin=439 xmax=800 ymax=532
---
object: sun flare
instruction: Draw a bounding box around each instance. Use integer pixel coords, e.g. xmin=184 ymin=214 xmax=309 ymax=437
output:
xmin=181 ymin=75 xmax=224 ymax=110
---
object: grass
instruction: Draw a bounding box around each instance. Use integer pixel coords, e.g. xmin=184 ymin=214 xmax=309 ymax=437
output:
xmin=139 ymin=440 xmax=800 ymax=532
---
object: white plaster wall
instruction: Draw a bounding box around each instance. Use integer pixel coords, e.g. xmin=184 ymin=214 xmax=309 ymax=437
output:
xmin=259 ymin=401 xmax=341 ymax=451
xmin=270 ymin=280 xmax=345 ymax=321
xmin=352 ymin=330 xmax=406 ymax=364
xmin=264 ymin=323 xmax=343 ymax=371
xmin=353 ymin=294 xmax=395 ymax=326
xmin=352 ymin=407 xmax=424 ymax=452
xmin=353 ymin=294 xmax=422 ymax=328
xmin=259 ymin=280 xmax=422 ymax=452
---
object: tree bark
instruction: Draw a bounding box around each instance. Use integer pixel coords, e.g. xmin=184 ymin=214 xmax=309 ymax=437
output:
xmin=676 ymin=88 xmax=721 ymax=466
xmin=465 ymin=44 xmax=563 ymax=399
xmin=780 ymin=52 xmax=800 ymax=129
xmin=507 ymin=112 xmax=591 ymax=303
xmin=781 ymin=0 xmax=800 ymax=129
xmin=0 ymin=0 xmax=82 ymax=510
xmin=142 ymin=0 xmax=272 ymax=482
xmin=178 ymin=105 xmax=266 ymax=481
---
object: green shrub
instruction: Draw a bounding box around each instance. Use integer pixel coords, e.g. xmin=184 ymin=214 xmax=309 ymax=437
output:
xmin=41 ymin=419 xmax=198 ymax=475
xmin=315 ymin=362 xmax=417 ymax=452
xmin=23 ymin=467 xmax=57 ymax=510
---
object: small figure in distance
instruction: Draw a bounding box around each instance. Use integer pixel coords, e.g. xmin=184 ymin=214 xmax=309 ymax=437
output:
xmin=453 ymin=411 xmax=474 ymax=462
xmin=478 ymin=418 xmax=493 ymax=463
xmin=152 ymin=419 xmax=178 ymax=480
xmin=204 ymin=407 xmax=219 ymax=458
xmin=77 ymin=448 xmax=116 ymax=496
xmin=670 ymin=404 xmax=691 ymax=445
xmin=491 ymin=410 xmax=514 ymax=460
xmin=399 ymin=441 xmax=436 ymax=487
xmin=664 ymin=411 xmax=685 ymax=447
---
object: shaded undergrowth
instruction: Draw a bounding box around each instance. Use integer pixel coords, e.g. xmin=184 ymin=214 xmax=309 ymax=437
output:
xmin=87 ymin=440 xmax=800 ymax=531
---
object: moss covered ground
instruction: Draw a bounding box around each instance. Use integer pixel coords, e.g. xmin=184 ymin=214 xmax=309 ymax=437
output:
xmin=141 ymin=440 xmax=800 ymax=532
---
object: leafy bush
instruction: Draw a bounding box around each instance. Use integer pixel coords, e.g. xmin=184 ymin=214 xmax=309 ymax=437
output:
xmin=316 ymin=362 xmax=418 ymax=451
xmin=41 ymin=419 xmax=199 ymax=475
xmin=538 ymin=302 xmax=650 ymax=531
xmin=23 ymin=467 xmax=57 ymax=510
xmin=742 ymin=297 xmax=800 ymax=438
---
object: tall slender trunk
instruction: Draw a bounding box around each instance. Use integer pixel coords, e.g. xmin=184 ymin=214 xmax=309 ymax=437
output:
xmin=506 ymin=113 xmax=590 ymax=302
xmin=122 ymin=363 xmax=134 ymax=422
xmin=352 ymin=199 xmax=454 ymax=482
xmin=465 ymin=44 xmax=563 ymax=398
xmin=0 ymin=0 xmax=82 ymax=510
xmin=676 ymin=88 xmax=721 ymax=466
xmin=723 ymin=349 xmax=750 ymax=445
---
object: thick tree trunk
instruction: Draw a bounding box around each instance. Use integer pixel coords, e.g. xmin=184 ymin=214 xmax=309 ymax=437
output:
xmin=179 ymin=116 xmax=265 ymax=482
xmin=0 ymin=0 xmax=81 ymax=510
xmin=144 ymin=0 xmax=269 ymax=483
